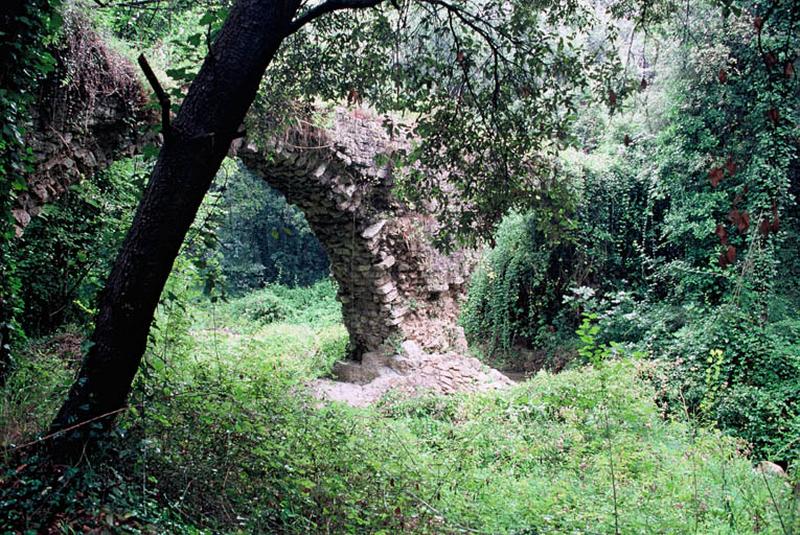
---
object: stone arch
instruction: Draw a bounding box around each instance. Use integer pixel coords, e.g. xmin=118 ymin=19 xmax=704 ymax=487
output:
xmin=237 ymin=108 xmax=475 ymax=360
xmin=10 ymin=15 xmax=508 ymax=397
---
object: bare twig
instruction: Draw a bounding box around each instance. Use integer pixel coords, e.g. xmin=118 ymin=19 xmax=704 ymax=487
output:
xmin=10 ymin=406 xmax=130 ymax=451
xmin=93 ymin=0 xmax=165 ymax=8
xmin=288 ymin=0 xmax=387 ymax=34
xmin=137 ymin=53 xmax=171 ymax=137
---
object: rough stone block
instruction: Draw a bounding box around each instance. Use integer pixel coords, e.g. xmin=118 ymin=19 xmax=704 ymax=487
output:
xmin=390 ymin=306 xmax=408 ymax=318
xmin=376 ymin=281 xmax=394 ymax=295
xmin=374 ymin=255 xmax=396 ymax=269
xmin=332 ymin=360 xmax=380 ymax=384
xmin=381 ymin=289 xmax=399 ymax=303
xmin=400 ymin=340 xmax=424 ymax=361
xmin=361 ymin=219 xmax=386 ymax=239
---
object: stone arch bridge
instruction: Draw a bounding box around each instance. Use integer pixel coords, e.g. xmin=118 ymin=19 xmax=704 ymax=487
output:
xmin=236 ymin=109 xmax=474 ymax=360
xmin=16 ymin=18 xmax=511 ymax=395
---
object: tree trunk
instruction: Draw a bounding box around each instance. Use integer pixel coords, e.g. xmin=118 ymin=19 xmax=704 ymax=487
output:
xmin=48 ymin=0 xmax=301 ymax=460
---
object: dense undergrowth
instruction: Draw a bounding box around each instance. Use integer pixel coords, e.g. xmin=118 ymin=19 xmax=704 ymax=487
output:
xmin=2 ymin=281 xmax=799 ymax=533
xmin=461 ymin=1 xmax=800 ymax=467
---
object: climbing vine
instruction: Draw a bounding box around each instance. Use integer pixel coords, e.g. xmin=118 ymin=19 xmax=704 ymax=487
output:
xmin=0 ymin=0 xmax=63 ymax=379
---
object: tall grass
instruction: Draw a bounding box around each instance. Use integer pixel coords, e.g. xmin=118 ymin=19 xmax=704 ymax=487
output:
xmin=1 ymin=281 xmax=797 ymax=533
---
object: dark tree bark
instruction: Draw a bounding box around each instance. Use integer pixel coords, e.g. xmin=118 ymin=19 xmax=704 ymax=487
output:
xmin=47 ymin=0 xmax=303 ymax=460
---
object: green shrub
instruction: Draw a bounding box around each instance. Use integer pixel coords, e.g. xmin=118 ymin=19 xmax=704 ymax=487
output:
xmin=13 ymin=158 xmax=144 ymax=337
xmin=0 ymin=329 xmax=77 ymax=460
xmin=221 ymin=279 xmax=341 ymax=327
xmin=648 ymin=304 xmax=800 ymax=464
xmin=130 ymin=353 xmax=796 ymax=534
xmin=461 ymin=211 xmax=576 ymax=361
xmin=235 ymin=289 xmax=290 ymax=323
xmin=3 ymin=284 xmax=797 ymax=534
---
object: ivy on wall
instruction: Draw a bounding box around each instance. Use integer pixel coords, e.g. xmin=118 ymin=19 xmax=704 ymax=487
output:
xmin=0 ymin=0 xmax=63 ymax=380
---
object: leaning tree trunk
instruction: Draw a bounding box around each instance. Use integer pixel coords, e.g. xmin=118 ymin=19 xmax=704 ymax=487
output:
xmin=48 ymin=0 xmax=302 ymax=460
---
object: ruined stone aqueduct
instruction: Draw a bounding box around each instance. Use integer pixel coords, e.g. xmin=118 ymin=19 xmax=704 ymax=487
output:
xmin=15 ymin=18 xmax=511 ymax=396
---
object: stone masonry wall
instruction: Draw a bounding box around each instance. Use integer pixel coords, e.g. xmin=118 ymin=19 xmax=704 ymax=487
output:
xmin=12 ymin=11 xmax=150 ymax=236
xmin=238 ymin=108 xmax=476 ymax=359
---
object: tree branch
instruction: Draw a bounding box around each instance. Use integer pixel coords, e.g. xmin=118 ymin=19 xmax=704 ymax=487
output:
xmin=137 ymin=53 xmax=171 ymax=137
xmin=288 ymin=0 xmax=386 ymax=34
xmin=424 ymin=0 xmax=505 ymax=104
xmin=93 ymin=0 xmax=166 ymax=8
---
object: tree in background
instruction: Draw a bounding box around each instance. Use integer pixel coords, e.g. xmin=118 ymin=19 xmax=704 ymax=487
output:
xmin=216 ymin=164 xmax=329 ymax=292
xmin=645 ymin=0 xmax=800 ymax=462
